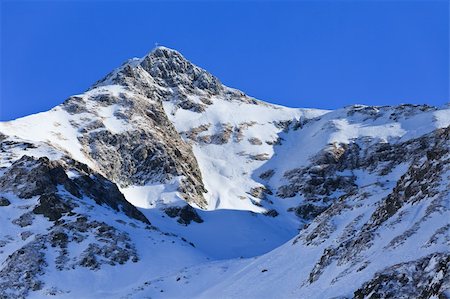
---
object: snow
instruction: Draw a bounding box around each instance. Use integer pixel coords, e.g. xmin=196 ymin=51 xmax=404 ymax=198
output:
xmin=65 ymin=169 xmax=81 ymax=179
xmin=0 ymin=137 xmax=63 ymax=168
xmin=0 ymin=107 xmax=92 ymax=167
xmin=96 ymin=104 xmax=131 ymax=134
xmin=119 ymin=178 xmax=184 ymax=209
xmin=328 ymin=119 xmax=406 ymax=144
xmin=0 ymin=194 xmax=53 ymax=264
xmin=434 ymin=108 xmax=450 ymax=128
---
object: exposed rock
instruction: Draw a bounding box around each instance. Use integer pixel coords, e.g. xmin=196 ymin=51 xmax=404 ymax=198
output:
xmin=354 ymin=253 xmax=450 ymax=299
xmin=250 ymin=153 xmax=270 ymax=161
xmin=164 ymin=205 xmax=204 ymax=225
xmin=248 ymin=137 xmax=263 ymax=145
xmin=33 ymin=194 xmax=73 ymax=221
xmin=423 ymin=224 xmax=450 ymax=248
xmin=0 ymin=155 xmax=150 ymax=224
xmin=183 ymin=124 xmax=211 ymax=141
xmin=210 ymin=123 xmax=233 ymax=145
xmin=139 ymin=47 xmax=223 ymax=94
xmin=62 ymin=96 xmax=88 ymax=114
xmin=259 ymin=169 xmax=275 ymax=180
xmin=0 ymin=238 xmax=47 ymax=298
xmin=295 ymin=203 xmax=329 ymax=221
xmin=177 ymin=96 xmax=207 ymax=113
xmin=71 ymin=170 xmax=150 ymax=224
xmin=21 ymin=231 xmax=33 ymax=241
xmin=248 ymin=186 xmax=272 ymax=200
xmin=12 ymin=212 xmax=34 ymax=228
xmin=0 ymin=196 xmax=10 ymax=206
xmin=0 ymin=156 xmax=78 ymax=199
xmin=273 ymin=120 xmax=292 ymax=132
xmin=264 ymin=209 xmax=279 ymax=217
xmin=233 ymin=122 xmax=257 ymax=142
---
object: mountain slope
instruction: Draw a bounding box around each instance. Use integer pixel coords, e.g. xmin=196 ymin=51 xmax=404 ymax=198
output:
xmin=196 ymin=126 xmax=450 ymax=299
xmin=0 ymin=46 xmax=449 ymax=298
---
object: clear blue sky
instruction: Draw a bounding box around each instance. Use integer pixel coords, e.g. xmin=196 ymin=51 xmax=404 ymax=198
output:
xmin=1 ymin=0 xmax=449 ymax=120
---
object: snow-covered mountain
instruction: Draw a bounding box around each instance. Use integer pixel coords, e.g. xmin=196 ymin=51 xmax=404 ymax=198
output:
xmin=0 ymin=46 xmax=449 ymax=298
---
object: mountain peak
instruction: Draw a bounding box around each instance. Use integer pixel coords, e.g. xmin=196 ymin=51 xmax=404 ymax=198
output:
xmin=140 ymin=46 xmax=223 ymax=94
xmin=147 ymin=46 xmax=185 ymax=60
xmin=93 ymin=46 xmax=223 ymax=95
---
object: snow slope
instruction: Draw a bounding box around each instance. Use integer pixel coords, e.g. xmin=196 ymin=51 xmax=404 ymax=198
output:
xmin=162 ymin=90 xmax=327 ymax=212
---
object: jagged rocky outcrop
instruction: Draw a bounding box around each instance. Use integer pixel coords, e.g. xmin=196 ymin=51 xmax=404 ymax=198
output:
xmin=354 ymin=253 xmax=450 ymax=299
xmin=164 ymin=205 xmax=204 ymax=226
xmin=0 ymin=155 xmax=149 ymax=224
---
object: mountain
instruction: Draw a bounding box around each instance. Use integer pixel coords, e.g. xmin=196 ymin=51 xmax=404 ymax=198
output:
xmin=0 ymin=46 xmax=449 ymax=298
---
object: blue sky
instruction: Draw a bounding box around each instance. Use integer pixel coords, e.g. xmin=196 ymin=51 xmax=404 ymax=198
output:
xmin=1 ymin=0 xmax=448 ymax=120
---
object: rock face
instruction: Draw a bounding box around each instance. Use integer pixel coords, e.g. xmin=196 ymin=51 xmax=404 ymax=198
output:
xmin=353 ymin=253 xmax=450 ymax=299
xmin=140 ymin=47 xmax=223 ymax=94
xmin=0 ymin=46 xmax=449 ymax=298
xmin=164 ymin=205 xmax=204 ymax=225
xmin=0 ymin=196 xmax=11 ymax=206
xmin=0 ymin=155 xmax=149 ymax=224
xmin=294 ymin=127 xmax=450 ymax=287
